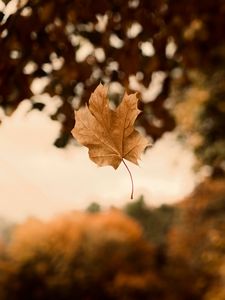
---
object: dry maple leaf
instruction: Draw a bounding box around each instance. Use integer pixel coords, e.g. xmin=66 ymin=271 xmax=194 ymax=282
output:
xmin=71 ymin=83 xmax=149 ymax=198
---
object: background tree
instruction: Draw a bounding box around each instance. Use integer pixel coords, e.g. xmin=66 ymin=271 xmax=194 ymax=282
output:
xmin=165 ymin=178 xmax=225 ymax=299
xmin=124 ymin=195 xmax=178 ymax=245
xmin=0 ymin=210 xmax=166 ymax=300
xmin=0 ymin=0 xmax=224 ymax=174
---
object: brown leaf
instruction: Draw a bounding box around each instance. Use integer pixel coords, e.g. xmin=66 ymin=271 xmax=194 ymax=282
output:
xmin=72 ymin=83 xmax=149 ymax=169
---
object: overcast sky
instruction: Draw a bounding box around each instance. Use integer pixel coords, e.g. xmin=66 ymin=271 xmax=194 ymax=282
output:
xmin=0 ymin=99 xmax=198 ymax=222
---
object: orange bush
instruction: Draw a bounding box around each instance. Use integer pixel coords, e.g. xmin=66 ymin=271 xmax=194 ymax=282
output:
xmin=0 ymin=210 xmax=164 ymax=300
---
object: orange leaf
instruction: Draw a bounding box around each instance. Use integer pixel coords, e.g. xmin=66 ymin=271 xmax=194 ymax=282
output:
xmin=72 ymin=83 xmax=149 ymax=169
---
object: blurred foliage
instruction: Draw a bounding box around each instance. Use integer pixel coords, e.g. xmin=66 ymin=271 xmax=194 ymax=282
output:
xmin=0 ymin=218 xmax=15 ymax=244
xmin=166 ymin=178 xmax=225 ymax=299
xmin=0 ymin=0 xmax=224 ymax=174
xmin=194 ymin=72 xmax=225 ymax=177
xmin=86 ymin=201 xmax=101 ymax=213
xmin=124 ymin=195 xmax=178 ymax=245
xmin=0 ymin=178 xmax=225 ymax=299
xmin=173 ymin=70 xmax=225 ymax=176
xmin=0 ymin=210 xmax=165 ymax=300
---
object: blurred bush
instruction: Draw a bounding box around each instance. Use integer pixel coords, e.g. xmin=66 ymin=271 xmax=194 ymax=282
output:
xmin=0 ymin=210 xmax=165 ymax=300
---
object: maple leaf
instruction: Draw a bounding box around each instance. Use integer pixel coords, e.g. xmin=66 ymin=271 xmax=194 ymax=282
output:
xmin=71 ymin=83 xmax=149 ymax=198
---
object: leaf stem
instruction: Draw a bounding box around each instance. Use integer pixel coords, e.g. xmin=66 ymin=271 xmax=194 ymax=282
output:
xmin=122 ymin=159 xmax=134 ymax=199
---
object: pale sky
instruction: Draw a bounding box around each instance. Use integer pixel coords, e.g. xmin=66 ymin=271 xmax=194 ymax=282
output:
xmin=0 ymin=99 xmax=198 ymax=222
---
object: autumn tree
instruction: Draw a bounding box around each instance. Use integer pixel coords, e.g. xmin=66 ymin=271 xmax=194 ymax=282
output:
xmin=0 ymin=210 xmax=166 ymax=300
xmin=164 ymin=178 xmax=225 ymax=299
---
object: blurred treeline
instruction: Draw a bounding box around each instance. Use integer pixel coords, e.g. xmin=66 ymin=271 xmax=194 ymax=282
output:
xmin=0 ymin=178 xmax=225 ymax=300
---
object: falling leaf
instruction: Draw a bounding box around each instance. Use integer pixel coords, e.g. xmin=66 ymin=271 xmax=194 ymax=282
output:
xmin=72 ymin=83 xmax=149 ymax=168
xmin=71 ymin=83 xmax=149 ymax=198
